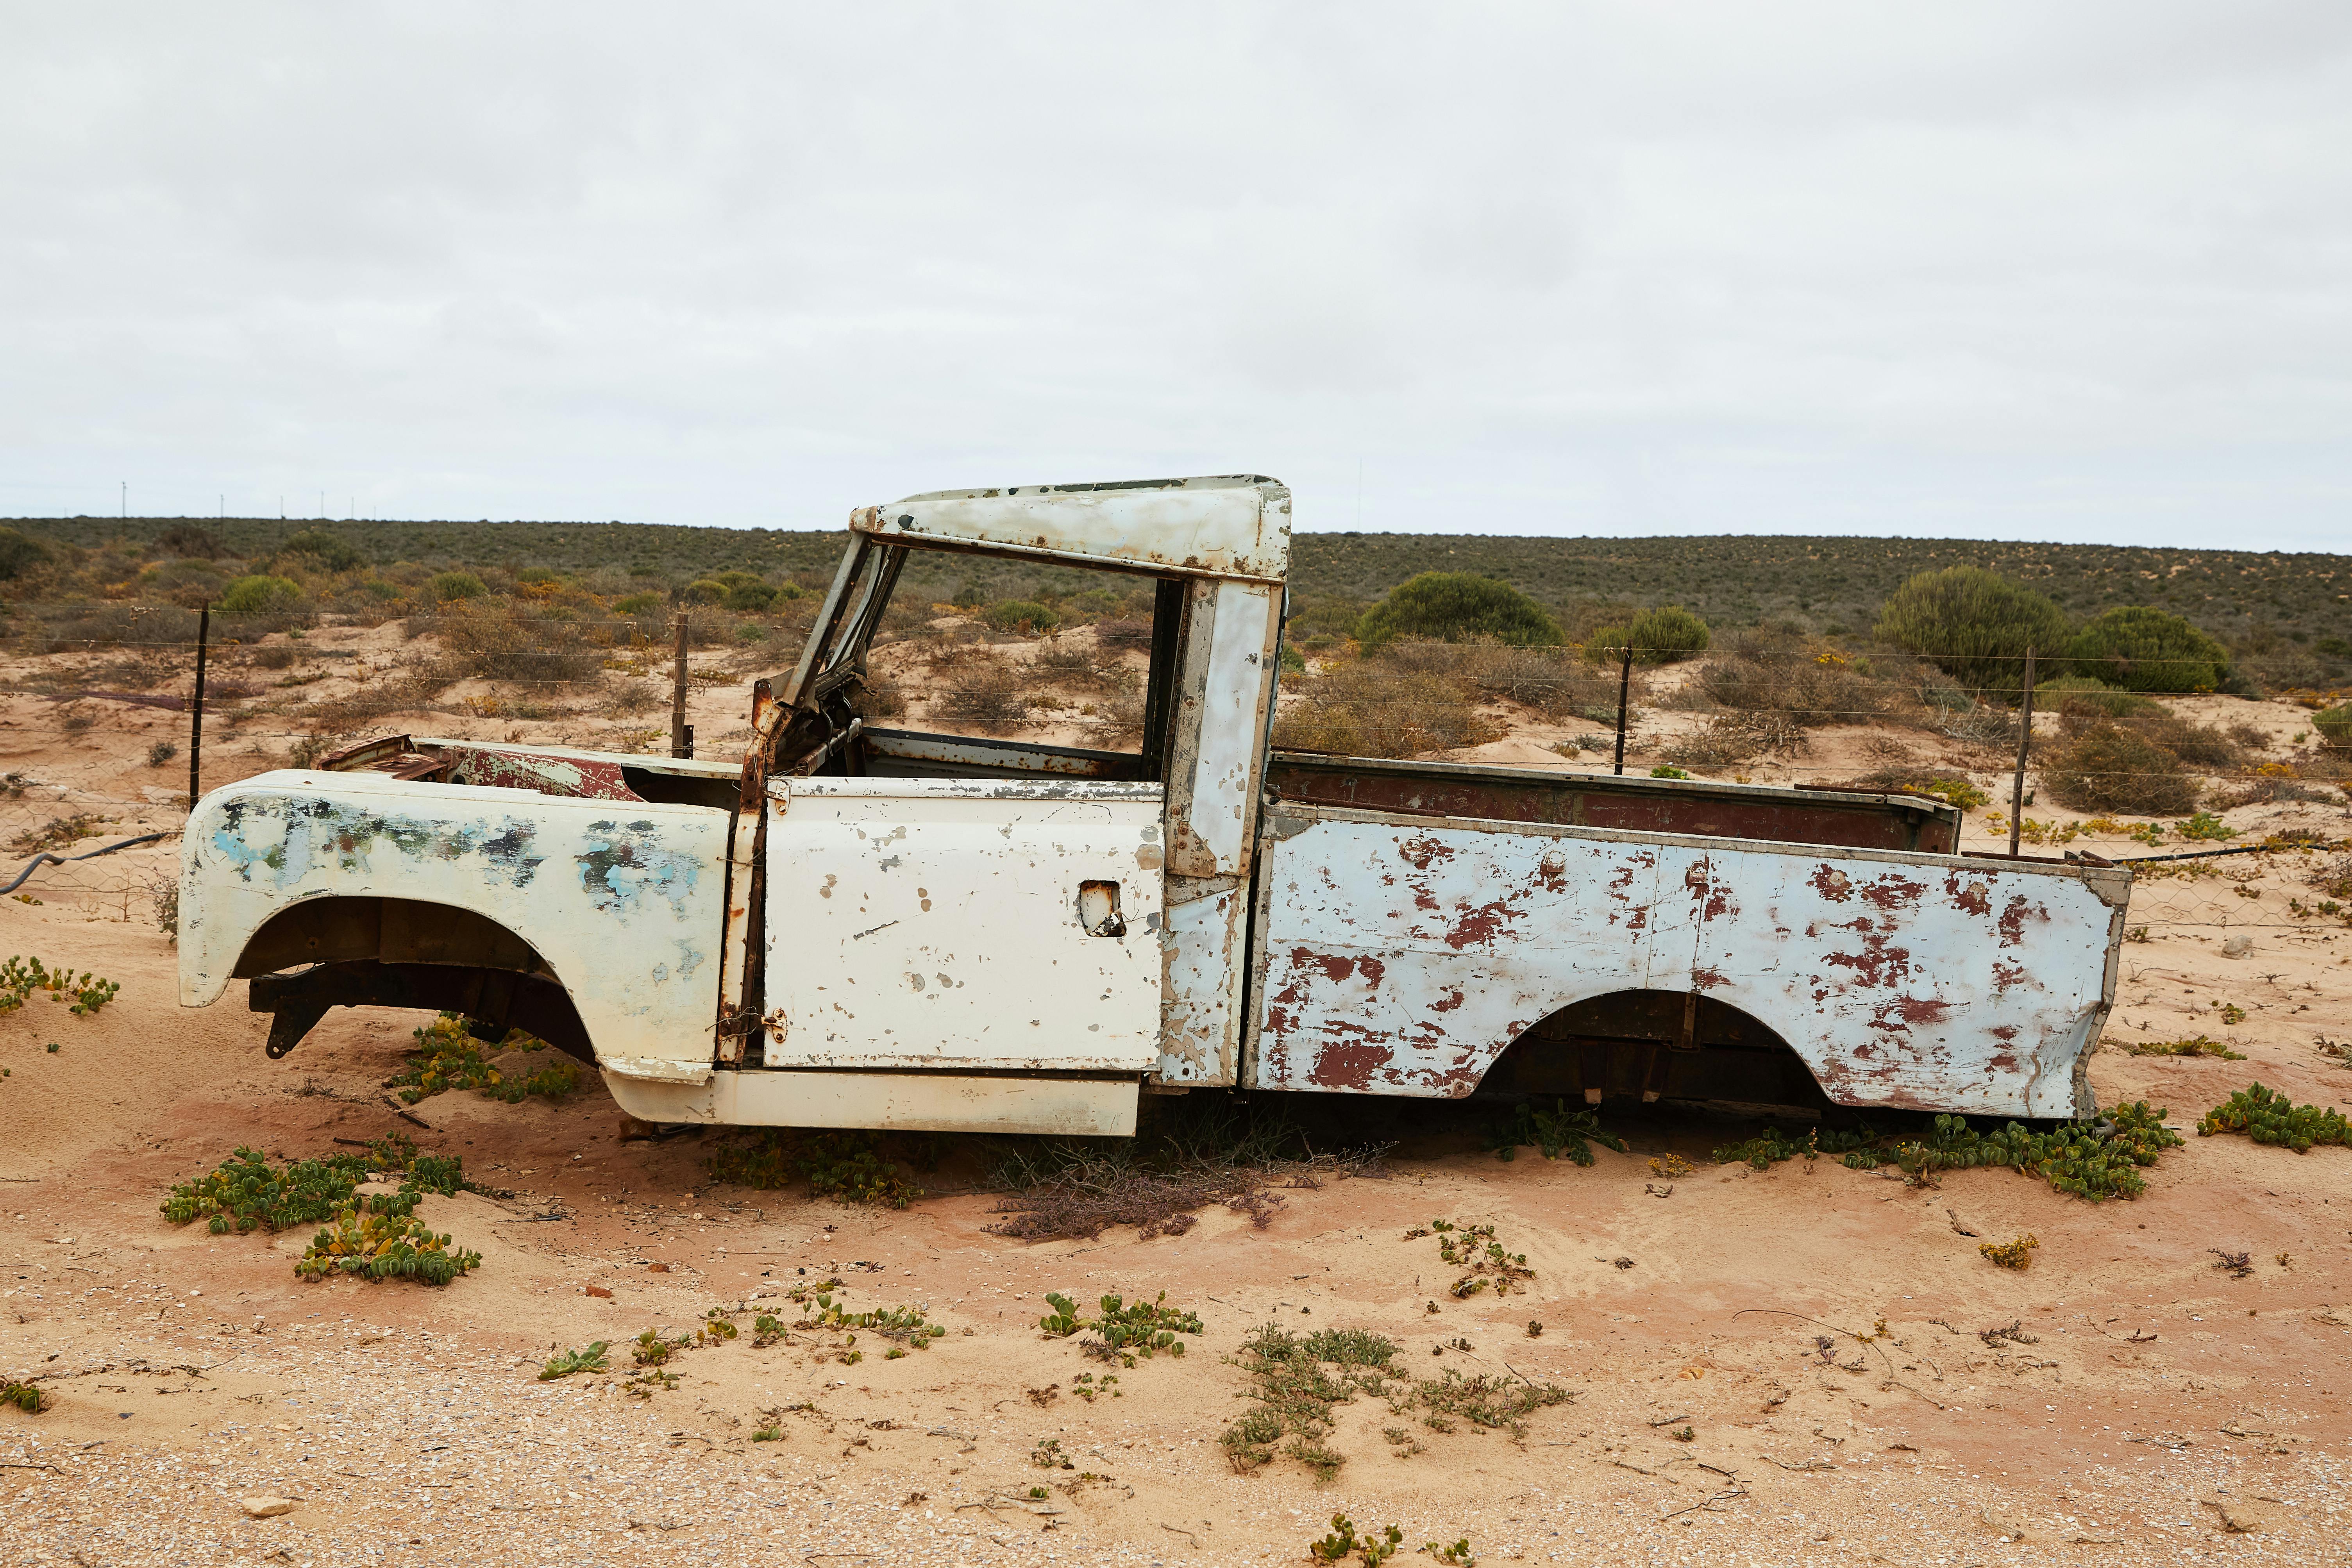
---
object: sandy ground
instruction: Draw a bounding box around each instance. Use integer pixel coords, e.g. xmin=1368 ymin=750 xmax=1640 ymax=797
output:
xmin=4 ymin=631 xmax=2352 ymax=1565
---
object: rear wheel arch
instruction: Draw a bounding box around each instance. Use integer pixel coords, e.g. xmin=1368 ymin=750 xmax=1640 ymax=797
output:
xmin=1473 ymin=986 xmax=1835 ymax=1113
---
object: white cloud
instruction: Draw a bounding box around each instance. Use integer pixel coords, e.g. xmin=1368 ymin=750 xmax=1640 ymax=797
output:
xmin=1 ymin=1 xmax=2347 ymax=549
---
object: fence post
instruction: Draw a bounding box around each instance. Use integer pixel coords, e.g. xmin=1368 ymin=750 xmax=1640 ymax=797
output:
xmin=670 ymin=612 xmax=691 ymax=759
xmin=188 ymin=604 xmax=209 ymax=806
xmin=1612 ymin=642 xmax=1633 ymax=777
xmin=2007 ymin=646 xmax=2037 ymax=857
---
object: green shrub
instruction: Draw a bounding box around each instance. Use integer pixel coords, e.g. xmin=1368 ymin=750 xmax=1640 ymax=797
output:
xmin=2199 ymin=1084 xmax=2351 ymax=1152
xmin=2315 ymin=705 xmax=2352 ymax=752
xmin=983 ymin=599 xmax=1060 ymax=634
xmin=1357 ymin=572 xmax=1561 ymax=648
xmin=1626 ymin=604 xmax=1709 ymax=664
xmin=0 ymin=526 xmax=50 ymax=580
xmin=2039 ymin=722 xmax=2198 ymax=816
xmin=428 ymin=571 xmax=487 ymax=603
xmin=2062 ymin=607 xmax=2230 ymax=693
xmin=277 ymin=528 xmax=366 ymax=573
xmin=1875 ymin=566 xmax=2071 ymax=695
xmin=295 ymin=1209 xmax=481 ymax=1286
xmin=612 ymin=590 xmax=665 ymax=616
xmin=218 ymin=575 xmax=303 ymax=614
xmin=2032 ymin=675 xmax=2159 ymax=718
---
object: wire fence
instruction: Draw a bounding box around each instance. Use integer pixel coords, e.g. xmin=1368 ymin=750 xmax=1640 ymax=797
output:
xmin=2 ymin=608 xmax=2348 ymax=948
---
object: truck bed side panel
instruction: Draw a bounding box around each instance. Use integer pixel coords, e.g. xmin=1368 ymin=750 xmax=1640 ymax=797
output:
xmin=1247 ymin=804 xmax=2128 ymax=1119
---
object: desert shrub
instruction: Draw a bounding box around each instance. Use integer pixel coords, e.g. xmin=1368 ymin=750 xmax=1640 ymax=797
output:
xmin=427 ymin=600 xmax=604 ymax=686
xmin=2063 ymin=606 xmax=2230 ymax=693
xmin=0 ymin=526 xmax=48 ymax=580
xmin=1032 ymin=635 xmax=1113 ymax=688
xmin=295 ymin=1209 xmax=481 ymax=1286
xmin=156 ymin=524 xmax=223 ymax=559
xmin=2316 ymin=705 xmax=2352 ymax=752
xmin=249 ymin=641 xmax=301 ymax=670
xmin=1875 ymin=566 xmax=2071 ymax=696
xmin=1357 ymin=572 xmax=1561 ymax=648
xmin=389 ymin=1013 xmax=578 ymax=1104
xmin=680 ymin=577 xmax=727 ymax=604
xmin=1662 ymin=712 xmax=1808 ymax=768
xmin=983 ymin=599 xmax=1060 ymax=634
xmin=1693 ymin=629 xmax=1916 ymax=727
xmin=2033 ymin=675 xmax=2159 ymax=718
xmin=2040 ymin=722 xmax=2198 ymax=816
xmin=2128 ymin=712 xmax=2243 ymax=769
xmin=935 ymin=660 xmax=1031 ymax=732
xmin=277 ymin=528 xmax=366 ymax=573
xmin=218 ymin=575 xmax=303 ymax=615
xmin=612 ymin=590 xmax=665 ymax=616
xmin=1625 ymin=604 xmax=1709 ymax=664
xmin=1840 ymin=770 xmax=1991 ymax=810
xmin=1455 ymin=643 xmax=1615 ymax=720
xmin=1272 ymin=659 xmax=1502 ymax=758
xmin=1095 ymin=616 xmax=1153 ymax=652
xmin=2198 ymin=1083 xmax=2351 ymax=1152
xmin=33 ymin=602 xmax=202 ymax=652
xmin=428 ymin=570 xmax=488 ymax=603
xmin=706 ymin=1130 xmax=924 ymax=1206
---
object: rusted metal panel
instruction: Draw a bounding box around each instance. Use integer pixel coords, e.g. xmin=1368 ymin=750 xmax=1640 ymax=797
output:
xmin=1267 ymin=754 xmax=1961 ymax=854
xmin=1164 ymin=580 xmax=1282 ymax=878
xmin=849 ymin=476 xmax=1292 ymax=583
xmin=180 ymin=771 xmax=731 ymax=1086
xmin=602 ymin=1068 xmax=1139 ymax=1135
xmin=438 ymin=744 xmax=644 ymax=802
xmin=1157 ymin=873 xmax=1247 ymax=1085
xmin=861 ymin=727 xmax=1144 ymax=780
xmin=1247 ymin=803 xmax=2127 ymax=1119
xmin=758 ymin=777 xmax=1167 ymax=1073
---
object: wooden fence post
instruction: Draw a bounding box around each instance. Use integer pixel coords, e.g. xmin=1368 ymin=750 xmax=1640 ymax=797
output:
xmin=670 ymin=612 xmax=691 ymax=759
xmin=188 ymin=605 xmax=209 ymax=805
xmin=2008 ymin=646 xmax=2037 ymax=857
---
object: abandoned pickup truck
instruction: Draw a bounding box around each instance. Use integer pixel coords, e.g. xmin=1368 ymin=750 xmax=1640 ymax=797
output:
xmin=179 ymin=476 xmax=2133 ymax=1136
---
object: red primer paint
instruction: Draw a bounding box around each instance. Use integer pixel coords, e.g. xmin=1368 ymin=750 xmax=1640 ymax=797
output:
xmin=1943 ymin=871 xmax=1991 ymax=916
xmin=1307 ymin=1041 xmax=1392 ymax=1090
xmin=1809 ymin=865 xmax=1854 ymax=902
xmin=1859 ymin=873 xmax=1927 ymax=912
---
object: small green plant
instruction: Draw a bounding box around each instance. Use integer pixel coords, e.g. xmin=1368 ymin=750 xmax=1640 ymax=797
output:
xmin=1071 ymin=1371 xmax=1121 ymax=1401
xmin=1357 ymin=572 xmax=1562 ymax=648
xmin=1402 ymin=1367 xmax=1573 ymax=1437
xmin=1426 ymin=1220 xmax=1533 ymax=1298
xmin=1219 ymin=1324 xmax=1398 ymax=1475
xmin=1026 ymin=1485 xmax=1049 ymax=1500
xmin=798 ymin=1289 xmax=947 ymax=1350
xmin=2174 ymin=811 xmax=2238 ymax=843
xmin=632 ymin=1329 xmax=689 ymax=1367
xmin=1421 ymin=1539 xmax=1476 ymax=1566
xmin=1037 ymin=1289 xmax=1201 ymax=1361
xmin=751 ymin=1313 xmax=786 ymax=1347
xmin=706 ymin=1129 xmax=924 ymax=1207
xmin=1648 ymin=764 xmax=1689 ymax=779
xmin=1736 ymin=1104 xmax=2182 ymax=1202
xmin=2217 ymin=1002 xmax=2248 ymax=1025
xmin=294 ymin=1208 xmax=481 ymax=1286
xmin=2 ymin=1378 xmax=48 ymax=1414
xmin=162 ymin=1137 xmax=477 ymax=1234
xmin=1031 ymin=1436 xmax=1069 ymax=1469
xmin=2198 ymin=1083 xmax=2352 ymax=1152
xmin=752 ymin=1423 xmax=783 ymax=1441
xmin=1669 ymin=1425 xmax=1695 ymax=1442
xmin=1979 ymin=1234 xmax=2038 ymax=1270
xmin=983 ymin=598 xmax=1061 ymax=634
xmin=1487 ymin=1099 xmax=1625 ymax=1165
xmin=2132 ymin=1036 xmax=2245 ymax=1060
xmin=539 ymin=1342 xmax=609 ymax=1380
xmin=0 ymin=956 xmax=120 ymax=1016
xmin=1310 ymin=1514 xmax=1403 ymax=1563
xmin=388 ymin=1013 xmax=578 ymax=1104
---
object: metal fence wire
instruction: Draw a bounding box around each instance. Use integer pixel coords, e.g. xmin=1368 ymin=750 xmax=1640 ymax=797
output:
xmin=2 ymin=611 xmax=2348 ymax=952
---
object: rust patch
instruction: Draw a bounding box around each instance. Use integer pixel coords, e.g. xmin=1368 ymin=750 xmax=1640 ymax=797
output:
xmin=1308 ymin=952 xmax=1357 ymax=984
xmin=1996 ymin=894 xmax=2045 ymax=947
xmin=1430 ymin=987 xmax=1466 ymax=1013
xmin=1357 ymin=956 xmax=1385 ymax=991
xmin=1690 ymin=965 xmax=1729 ymax=990
xmin=1534 ymin=854 xmax=1567 ymax=892
xmin=1443 ymin=898 xmax=1525 ymax=950
xmin=1859 ymin=873 xmax=1926 ymax=912
xmin=1990 ymin=959 xmax=2029 ymax=995
xmin=1821 ymin=930 xmax=1914 ymax=989
xmin=1944 ymin=871 xmax=1991 ymax=917
xmin=1989 ymin=1023 xmax=2020 ymax=1042
xmin=1307 ymin=1040 xmax=1393 ymax=1090
xmin=1809 ymin=865 xmax=1853 ymax=902
xmin=1399 ymin=834 xmax=1455 ymax=871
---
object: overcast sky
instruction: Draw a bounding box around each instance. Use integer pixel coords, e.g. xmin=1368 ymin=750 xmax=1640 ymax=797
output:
xmin=4 ymin=3 xmax=2348 ymax=549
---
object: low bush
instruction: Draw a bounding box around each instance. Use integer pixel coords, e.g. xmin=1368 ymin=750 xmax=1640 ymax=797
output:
xmin=295 ymin=1209 xmax=481 ymax=1286
xmin=1725 ymin=1102 xmax=2182 ymax=1201
xmin=277 ymin=528 xmax=367 ymax=573
xmin=2198 ymin=1083 xmax=2350 ymax=1152
xmin=428 ymin=571 xmax=488 ymax=603
xmin=424 ymin=600 xmax=604 ymax=686
xmin=1875 ymin=566 xmax=2071 ymax=696
xmin=1625 ymin=604 xmax=1710 ymax=664
xmin=983 ymin=599 xmax=1061 ymax=634
xmin=1357 ymin=572 xmax=1561 ymax=648
xmin=0 ymin=525 xmax=51 ymax=580
xmin=2040 ymin=723 xmax=2199 ymax=816
xmin=2063 ymin=606 xmax=2230 ymax=693
xmin=934 ymin=660 xmax=1031 ymax=734
xmin=389 ymin=1013 xmax=579 ymax=1104
xmin=218 ymin=575 xmax=304 ymax=615
xmin=1486 ymin=1100 xmax=1624 ymax=1165
xmin=1271 ymin=658 xmax=1502 ymax=758
xmin=2315 ymin=705 xmax=2352 ymax=752
xmin=1038 ymin=1290 xmax=1201 ymax=1362
xmin=706 ymin=1130 xmax=925 ymax=1206
xmin=2033 ymin=675 xmax=2159 ymax=718
xmin=0 ymin=955 xmax=118 ymax=1015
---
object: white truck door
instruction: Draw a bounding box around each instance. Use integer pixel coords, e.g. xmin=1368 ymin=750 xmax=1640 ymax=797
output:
xmin=759 ymin=776 xmax=1166 ymax=1073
